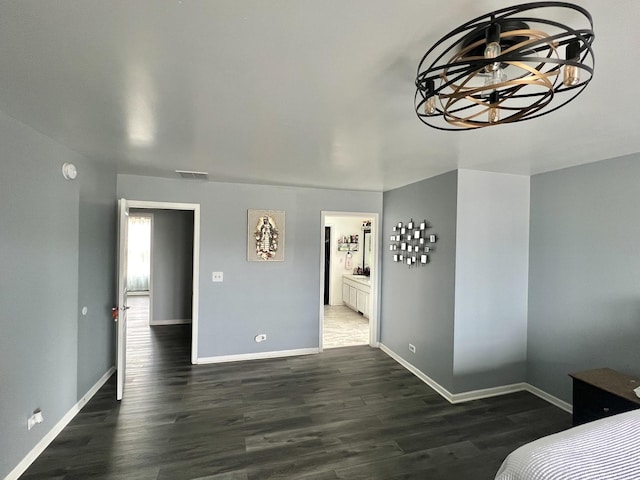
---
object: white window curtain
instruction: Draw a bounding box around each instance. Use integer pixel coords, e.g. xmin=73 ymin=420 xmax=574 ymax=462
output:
xmin=127 ymin=215 xmax=151 ymax=292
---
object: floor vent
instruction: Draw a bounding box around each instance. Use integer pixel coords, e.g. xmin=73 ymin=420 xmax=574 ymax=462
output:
xmin=175 ymin=170 xmax=209 ymax=180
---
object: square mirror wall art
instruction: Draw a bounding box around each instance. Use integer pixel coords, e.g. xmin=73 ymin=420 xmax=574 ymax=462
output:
xmin=389 ymin=218 xmax=437 ymax=268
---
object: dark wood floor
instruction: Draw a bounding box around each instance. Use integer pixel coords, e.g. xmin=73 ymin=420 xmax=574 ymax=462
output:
xmin=20 ymin=309 xmax=571 ymax=479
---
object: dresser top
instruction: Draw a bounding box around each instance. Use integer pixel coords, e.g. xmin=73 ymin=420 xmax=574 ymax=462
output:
xmin=570 ymin=368 xmax=640 ymax=405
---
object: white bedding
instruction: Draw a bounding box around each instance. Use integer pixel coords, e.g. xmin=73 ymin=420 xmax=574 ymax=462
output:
xmin=495 ymin=409 xmax=640 ymax=480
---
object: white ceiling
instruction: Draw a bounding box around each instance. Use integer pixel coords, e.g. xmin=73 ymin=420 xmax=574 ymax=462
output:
xmin=0 ymin=1 xmax=638 ymax=192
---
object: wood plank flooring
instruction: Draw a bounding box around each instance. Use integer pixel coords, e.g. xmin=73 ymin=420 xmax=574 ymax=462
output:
xmin=20 ymin=301 xmax=571 ymax=479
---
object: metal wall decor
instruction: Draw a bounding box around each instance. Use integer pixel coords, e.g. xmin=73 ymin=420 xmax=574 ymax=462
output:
xmin=415 ymin=2 xmax=595 ymax=130
xmin=389 ymin=219 xmax=437 ymax=267
xmin=247 ymin=209 xmax=285 ymax=261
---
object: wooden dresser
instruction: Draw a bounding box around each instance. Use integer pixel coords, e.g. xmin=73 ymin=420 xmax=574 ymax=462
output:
xmin=570 ymin=368 xmax=640 ymax=426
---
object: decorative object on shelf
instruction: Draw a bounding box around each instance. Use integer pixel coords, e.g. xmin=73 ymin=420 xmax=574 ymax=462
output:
xmin=361 ymin=219 xmax=371 ymax=231
xmin=390 ymin=219 xmax=437 ymax=267
xmin=247 ymin=209 xmax=285 ymax=261
xmin=415 ymin=2 xmax=595 ymax=130
xmin=337 ymin=234 xmax=359 ymax=252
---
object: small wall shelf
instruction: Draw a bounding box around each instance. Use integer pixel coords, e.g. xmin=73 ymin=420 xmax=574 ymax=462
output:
xmin=338 ymin=235 xmax=359 ymax=252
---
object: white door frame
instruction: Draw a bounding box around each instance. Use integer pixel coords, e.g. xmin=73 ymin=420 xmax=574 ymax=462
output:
xmin=319 ymin=211 xmax=380 ymax=351
xmin=120 ymin=199 xmax=201 ymax=364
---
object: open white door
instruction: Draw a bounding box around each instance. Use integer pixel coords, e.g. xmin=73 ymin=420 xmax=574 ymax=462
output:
xmin=116 ymin=198 xmax=130 ymax=400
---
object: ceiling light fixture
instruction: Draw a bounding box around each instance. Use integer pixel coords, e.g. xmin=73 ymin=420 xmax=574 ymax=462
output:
xmin=415 ymin=2 xmax=594 ymax=130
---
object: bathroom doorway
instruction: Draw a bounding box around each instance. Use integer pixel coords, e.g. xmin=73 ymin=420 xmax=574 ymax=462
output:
xmin=319 ymin=212 xmax=379 ymax=350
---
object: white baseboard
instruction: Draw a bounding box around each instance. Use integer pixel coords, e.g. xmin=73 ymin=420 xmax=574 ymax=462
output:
xmin=149 ymin=318 xmax=191 ymax=326
xmin=198 ymin=348 xmax=319 ymax=364
xmin=6 ymin=367 xmax=116 ymax=480
xmin=525 ymin=383 xmax=573 ymax=413
xmin=380 ymin=343 xmax=455 ymax=401
xmin=450 ymin=383 xmax=528 ymax=404
xmin=379 ymin=343 xmax=572 ymax=412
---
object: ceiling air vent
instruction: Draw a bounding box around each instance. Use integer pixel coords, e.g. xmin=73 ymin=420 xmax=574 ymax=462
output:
xmin=175 ymin=170 xmax=209 ymax=180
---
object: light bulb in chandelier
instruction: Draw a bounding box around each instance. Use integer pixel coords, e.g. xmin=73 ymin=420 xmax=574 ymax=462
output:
xmin=488 ymin=91 xmax=500 ymax=124
xmin=485 ymin=68 xmax=507 ymax=88
xmin=563 ymin=40 xmax=581 ymax=86
xmin=424 ymin=95 xmax=436 ymax=115
xmin=484 ymin=24 xmax=502 ymax=73
xmin=423 ymin=79 xmax=437 ymax=115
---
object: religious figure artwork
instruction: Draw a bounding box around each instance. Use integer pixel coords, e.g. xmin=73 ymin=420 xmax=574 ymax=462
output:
xmin=247 ymin=209 xmax=285 ymax=261
xmin=255 ymin=215 xmax=278 ymax=259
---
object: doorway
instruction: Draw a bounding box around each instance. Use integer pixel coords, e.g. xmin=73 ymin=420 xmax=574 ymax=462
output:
xmin=319 ymin=212 xmax=379 ymax=351
xmin=116 ymin=199 xmax=200 ymax=401
xmin=126 ymin=211 xmax=152 ymax=306
xmin=129 ymin=208 xmax=194 ymax=327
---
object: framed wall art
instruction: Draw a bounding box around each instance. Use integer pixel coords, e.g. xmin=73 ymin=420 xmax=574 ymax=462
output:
xmin=247 ymin=209 xmax=285 ymax=261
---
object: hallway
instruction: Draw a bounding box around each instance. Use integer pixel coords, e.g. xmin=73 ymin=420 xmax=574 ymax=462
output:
xmin=125 ymin=294 xmax=191 ymax=388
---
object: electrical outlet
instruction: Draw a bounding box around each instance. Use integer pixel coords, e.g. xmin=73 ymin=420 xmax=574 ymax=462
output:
xmin=254 ymin=334 xmax=267 ymax=343
xmin=27 ymin=409 xmax=43 ymax=430
xmin=212 ymin=272 xmax=223 ymax=282
xmin=409 ymin=343 xmax=416 ymax=353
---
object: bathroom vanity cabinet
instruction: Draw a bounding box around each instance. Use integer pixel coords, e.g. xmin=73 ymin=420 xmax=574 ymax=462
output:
xmin=342 ymin=275 xmax=370 ymax=318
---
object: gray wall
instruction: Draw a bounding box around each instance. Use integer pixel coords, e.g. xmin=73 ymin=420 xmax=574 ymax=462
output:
xmin=149 ymin=209 xmax=193 ymax=322
xmin=118 ymin=175 xmax=383 ymax=358
xmin=0 ymin=111 xmax=116 ymax=478
xmin=528 ymin=155 xmax=640 ymax=402
xmin=453 ymin=170 xmax=530 ymax=392
xmin=77 ymin=158 xmax=117 ymax=396
xmin=380 ymin=171 xmax=458 ymax=392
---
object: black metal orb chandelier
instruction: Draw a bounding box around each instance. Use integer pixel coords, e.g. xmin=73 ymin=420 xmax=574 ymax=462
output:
xmin=415 ymin=2 xmax=595 ymax=130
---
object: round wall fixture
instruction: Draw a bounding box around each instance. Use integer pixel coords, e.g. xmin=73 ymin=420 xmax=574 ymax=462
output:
xmin=62 ymin=162 xmax=77 ymax=180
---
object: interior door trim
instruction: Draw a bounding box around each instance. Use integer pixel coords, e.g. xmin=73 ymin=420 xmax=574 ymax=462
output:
xmin=119 ymin=199 xmax=201 ymax=365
